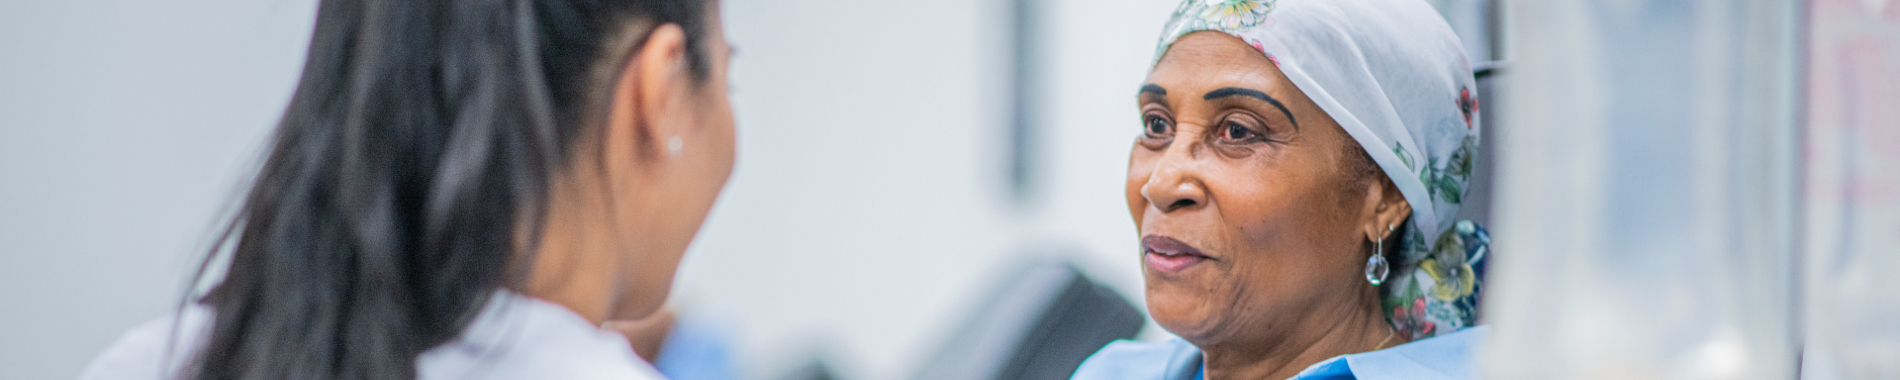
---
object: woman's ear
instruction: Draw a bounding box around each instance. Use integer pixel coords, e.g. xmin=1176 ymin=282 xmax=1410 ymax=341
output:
xmin=607 ymin=24 xmax=690 ymax=161
xmin=1362 ymin=176 xmax=1413 ymax=242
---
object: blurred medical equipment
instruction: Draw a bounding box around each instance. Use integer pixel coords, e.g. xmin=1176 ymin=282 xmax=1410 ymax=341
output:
xmin=910 ymin=261 xmax=1144 ymax=380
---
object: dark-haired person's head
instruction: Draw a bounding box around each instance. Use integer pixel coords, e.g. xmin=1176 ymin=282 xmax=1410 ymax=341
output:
xmin=189 ymin=0 xmax=732 ymax=379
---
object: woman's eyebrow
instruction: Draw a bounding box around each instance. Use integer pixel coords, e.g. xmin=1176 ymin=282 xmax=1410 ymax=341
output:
xmin=1139 ymin=84 xmax=1168 ymax=98
xmin=1204 ymin=87 xmax=1299 ymax=130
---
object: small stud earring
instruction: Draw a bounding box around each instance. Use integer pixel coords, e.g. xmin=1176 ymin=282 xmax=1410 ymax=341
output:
xmin=667 ymin=136 xmax=683 ymax=155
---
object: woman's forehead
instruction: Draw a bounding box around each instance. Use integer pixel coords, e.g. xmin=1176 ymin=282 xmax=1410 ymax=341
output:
xmin=1147 ymin=32 xmax=1291 ymax=95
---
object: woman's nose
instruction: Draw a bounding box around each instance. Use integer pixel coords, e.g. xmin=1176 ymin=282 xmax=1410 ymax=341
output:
xmin=1140 ymin=142 xmax=1209 ymax=213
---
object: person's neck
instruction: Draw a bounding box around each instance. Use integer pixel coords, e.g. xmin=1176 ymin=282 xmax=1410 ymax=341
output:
xmin=1198 ymin=298 xmax=1401 ymax=380
xmin=520 ymin=229 xmax=620 ymax=325
xmin=518 ymin=172 xmax=627 ymax=326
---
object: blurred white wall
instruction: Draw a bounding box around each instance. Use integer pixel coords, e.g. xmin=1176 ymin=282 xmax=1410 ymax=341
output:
xmin=680 ymin=0 xmax=1177 ymax=379
xmin=0 ymin=1 xmax=315 ymax=379
xmin=0 ymin=0 xmax=1185 ymax=379
xmin=678 ymin=1 xmax=1019 ymax=379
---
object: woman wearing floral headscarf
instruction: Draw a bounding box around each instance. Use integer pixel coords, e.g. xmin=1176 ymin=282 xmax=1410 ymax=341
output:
xmin=1071 ymin=0 xmax=1489 ymax=379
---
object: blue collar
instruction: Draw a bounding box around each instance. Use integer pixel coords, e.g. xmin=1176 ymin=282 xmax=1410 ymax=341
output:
xmin=1072 ymin=325 xmax=1487 ymax=380
xmin=1287 ymin=326 xmax=1487 ymax=380
xmin=1191 ymin=326 xmax=1487 ymax=380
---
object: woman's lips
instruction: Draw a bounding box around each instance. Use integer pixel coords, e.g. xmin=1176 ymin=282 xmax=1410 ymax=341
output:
xmin=1143 ymin=235 xmax=1211 ymax=274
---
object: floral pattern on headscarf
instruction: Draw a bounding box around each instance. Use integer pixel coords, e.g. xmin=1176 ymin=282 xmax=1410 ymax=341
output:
xmin=1199 ymin=0 xmax=1277 ymax=30
xmin=1386 ymin=221 xmax=1488 ymax=337
xmin=1152 ymin=0 xmax=1489 ymax=340
xmin=1156 ymin=0 xmax=1277 ymax=59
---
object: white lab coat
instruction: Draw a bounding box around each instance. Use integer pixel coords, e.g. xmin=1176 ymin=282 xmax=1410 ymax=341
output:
xmin=78 ymin=291 xmax=667 ymax=380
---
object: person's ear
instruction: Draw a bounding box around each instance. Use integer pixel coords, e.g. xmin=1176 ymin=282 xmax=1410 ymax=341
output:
xmin=1362 ymin=176 xmax=1413 ymax=242
xmin=608 ymin=23 xmax=689 ymax=161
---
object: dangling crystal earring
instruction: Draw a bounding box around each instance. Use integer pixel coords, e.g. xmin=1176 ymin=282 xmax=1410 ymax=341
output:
xmin=1366 ymin=236 xmax=1390 ymax=285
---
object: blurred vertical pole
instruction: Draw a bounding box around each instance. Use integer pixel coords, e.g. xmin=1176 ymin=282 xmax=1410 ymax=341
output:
xmin=1007 ymin=0 xmax=1043 ymax=203
xmin=1484 ymin=1 xmax=1803 ymax=379
xmin=1799 ymin=1 xmax=1900 ymax=378
xmin=1436 ymin=0 xmax=1494 ymax=63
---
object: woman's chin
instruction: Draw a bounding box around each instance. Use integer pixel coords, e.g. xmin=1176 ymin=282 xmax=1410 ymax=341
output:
xmin=1145 ymin=287 xmax=1225 ymax=342
xmin=1152 ymin=313 xmax=1222 ymax=344
xmin=609 ymin=283 xmax=672 ymax=321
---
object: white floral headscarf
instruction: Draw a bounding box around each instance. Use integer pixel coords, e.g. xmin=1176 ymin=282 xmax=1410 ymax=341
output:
xmin=1152 ymin=0 xmax=1488 ymax=340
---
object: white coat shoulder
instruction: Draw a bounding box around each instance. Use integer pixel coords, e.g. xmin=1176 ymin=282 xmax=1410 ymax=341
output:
xmin=78 ymin=292 xmax=665 ymax=380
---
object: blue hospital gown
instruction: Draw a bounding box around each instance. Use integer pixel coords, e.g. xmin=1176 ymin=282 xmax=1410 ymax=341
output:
xmin=1071 ymin=326 xmax=1487 ymax=380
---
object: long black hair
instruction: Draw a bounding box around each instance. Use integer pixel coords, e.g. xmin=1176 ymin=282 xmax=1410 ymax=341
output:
xmin=186 ymin=0 xmax=709 ymax=379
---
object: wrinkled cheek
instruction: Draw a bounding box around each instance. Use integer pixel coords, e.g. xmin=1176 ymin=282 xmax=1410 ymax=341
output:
xmin=1225 ymin=201 xmax=1301 ymax=259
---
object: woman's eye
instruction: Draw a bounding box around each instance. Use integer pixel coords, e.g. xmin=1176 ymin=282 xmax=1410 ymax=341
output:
xmin=1145 ymin=117 xmax=1171 ymax=136
xmin=1224 ymin=120 xmax=1256 ymax=140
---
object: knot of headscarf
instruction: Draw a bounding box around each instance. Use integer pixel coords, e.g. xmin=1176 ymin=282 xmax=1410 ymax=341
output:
xmin=1151 ymin=0 xmax=1488 ymax=340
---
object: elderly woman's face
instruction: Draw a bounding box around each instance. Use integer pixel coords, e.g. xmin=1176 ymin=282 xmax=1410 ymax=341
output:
xmin=1128 ymin=32 xmax=1385 ymax=346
